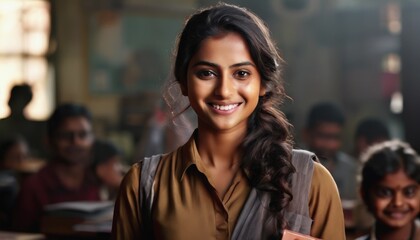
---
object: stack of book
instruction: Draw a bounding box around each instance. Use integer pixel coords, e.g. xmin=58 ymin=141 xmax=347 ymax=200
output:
xmin=41 ymin=201 xmax=114 ymax=236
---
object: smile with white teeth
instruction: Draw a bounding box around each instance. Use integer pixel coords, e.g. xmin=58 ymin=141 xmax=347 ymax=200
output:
xmin=212 ymin=103 xmax=239 ymax=111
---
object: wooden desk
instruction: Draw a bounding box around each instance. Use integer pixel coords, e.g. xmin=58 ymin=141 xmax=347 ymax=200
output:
xmin=40 ymin=215 xmax=111 ymax=240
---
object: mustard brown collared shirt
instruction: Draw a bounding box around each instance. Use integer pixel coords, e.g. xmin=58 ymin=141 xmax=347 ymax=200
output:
xmin=111 ymin=135 xmax=345 ymax=240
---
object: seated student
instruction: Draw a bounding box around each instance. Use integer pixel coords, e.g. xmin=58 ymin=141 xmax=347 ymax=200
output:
xmin=13 ymin=103 xmax=101 ymax=233
xmin=357 ymin=140 xmax=420 ymax=240
xmin=0 ymin=136 xmax=28 ymax=230
xmin=0 ymin=135 xmax=30 ymax=172
xmin=91 ymin=139 xmax=124 ymax=200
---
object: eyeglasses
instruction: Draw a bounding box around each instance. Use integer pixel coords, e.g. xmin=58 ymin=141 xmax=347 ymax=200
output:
xmin=55 ymin=130 xmax=93 ymax=141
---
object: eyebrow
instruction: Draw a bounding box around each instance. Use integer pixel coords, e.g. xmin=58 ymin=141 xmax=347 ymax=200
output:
xmin=376 ymin=183 xmax=419 ymax=189
xmin=191 ymin=61 xmax=256 ymax=68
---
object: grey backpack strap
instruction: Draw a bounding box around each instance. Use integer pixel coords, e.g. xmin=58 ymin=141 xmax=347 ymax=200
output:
xmin=231 ymin=188 xmax=271 ymax=240
xmin=284 ymin=149 xmax=316 ymax=234
xmin=139 ymin=154 xmax=162 ymax=239
xmin=232 ymin=149 xmax=316 ymax=239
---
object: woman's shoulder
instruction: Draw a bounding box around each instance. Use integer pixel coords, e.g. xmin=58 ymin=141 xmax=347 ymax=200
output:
xmin=290 ymin=149 xmax=334 ymax=184
xmin=120 ymin=162 xmax=142 ymax=189
xmin=309 ymin=160 xmax=341 ymax=202
xmin=290 ymin=149 xmax=337 ymax=194
xmin=312 ymin=161 xmax=335 ymax=183
xmin=125 ymin=149 xmax=180 ymax=182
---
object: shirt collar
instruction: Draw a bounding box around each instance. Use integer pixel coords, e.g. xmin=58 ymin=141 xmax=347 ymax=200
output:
xmin=177 ymin=130 xmax=201 ymax=181
xmin=175 ymin=130 xmax=249 ymax=193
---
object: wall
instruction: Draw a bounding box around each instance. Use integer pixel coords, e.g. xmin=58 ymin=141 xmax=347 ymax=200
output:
xmin=55 ymin=0 xmax=120 ymax=124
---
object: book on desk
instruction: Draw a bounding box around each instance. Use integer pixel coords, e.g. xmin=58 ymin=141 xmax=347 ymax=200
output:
xmin=41 ymin=201 xmax=114 ymax=237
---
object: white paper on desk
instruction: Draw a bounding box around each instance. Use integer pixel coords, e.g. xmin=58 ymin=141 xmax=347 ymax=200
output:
xmin=44 ymin=201 xmax=114 ymax=213
xmin=73 ymin=220 xmax=113 ymax=233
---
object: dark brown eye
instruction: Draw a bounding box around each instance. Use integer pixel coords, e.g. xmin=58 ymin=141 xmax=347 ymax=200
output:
xmin=196 ymin=70 xmax=216 ymax=79
xmin=234 ymin=70 xmax=250 ymax=79
xmin=403 ymin=185 xmax=418 ymax=198
xmin=375 ymin=187 xmax=393 ymax=198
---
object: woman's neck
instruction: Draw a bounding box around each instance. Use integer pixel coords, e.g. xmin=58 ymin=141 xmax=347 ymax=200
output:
xmin=375 ymin=221 xmax=415 ymax=240
xmin=195 ymin=127 xmax=245 ymax=169
xmin=195 ymin=127 xmax=246 ymax=199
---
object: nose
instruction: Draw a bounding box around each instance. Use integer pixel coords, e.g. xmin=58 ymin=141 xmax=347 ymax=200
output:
xmin=392 ymin=192 xmax=404 ymax=207
xmin=74 ymin=135 xmax=86 ymax=145
xmin=214 ymin=74 xmax=234 ymax=97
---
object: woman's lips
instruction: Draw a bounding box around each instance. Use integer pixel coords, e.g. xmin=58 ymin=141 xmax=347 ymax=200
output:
xmin=211 ymin=103 xmax=240 ymax=111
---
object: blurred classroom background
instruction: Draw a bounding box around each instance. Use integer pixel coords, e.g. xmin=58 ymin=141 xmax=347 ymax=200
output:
xmin=0 ymin=0 xmax=419 ymax=239
xmin=1 ymin=0 xmax=420 ymax=159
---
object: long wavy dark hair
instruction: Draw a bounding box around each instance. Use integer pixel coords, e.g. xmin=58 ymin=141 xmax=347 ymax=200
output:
xmin=171 ymin=2 xmax=295 ymax=233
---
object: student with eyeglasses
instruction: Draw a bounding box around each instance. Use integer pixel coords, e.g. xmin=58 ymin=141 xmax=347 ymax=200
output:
xmin=12 ymin=103 xmax=101 ymax=233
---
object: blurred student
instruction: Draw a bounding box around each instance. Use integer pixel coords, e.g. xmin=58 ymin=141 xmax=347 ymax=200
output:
xmin=357 ymin=140 xmax=420 ymax=240
xmin=13 ymin=103 xmax=101 ymax=232
xmin=91 ymin=139 xmax=124 ymax=200
xmin=354 ymin=117 xmax=390 ymax=158
xmin=303 ymin=102 xmax=358 ymax=201
xmin=0 ymin=84 xmax=47 ymax=159
xmin=0 ymin=136 xmax=28 ymax=230
xmin=0 ymin=135 xmax=30 ymax=172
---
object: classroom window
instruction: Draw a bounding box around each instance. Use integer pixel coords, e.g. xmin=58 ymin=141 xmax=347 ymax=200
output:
xmin=0 ymin=0 xmax=54 ymax=120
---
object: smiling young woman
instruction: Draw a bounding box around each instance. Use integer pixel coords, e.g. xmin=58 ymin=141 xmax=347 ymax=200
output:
xmin=111 ymin=3 xmax=345 ymax=240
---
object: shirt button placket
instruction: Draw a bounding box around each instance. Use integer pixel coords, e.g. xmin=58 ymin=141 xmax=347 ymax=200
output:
xmin=215 ymin=201 xmax=229 ymax=240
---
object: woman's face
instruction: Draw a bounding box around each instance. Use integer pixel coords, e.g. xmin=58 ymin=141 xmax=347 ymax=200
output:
xmin=368 ymin=168 xmax=420 ymax=229
xmin=184 ymin=32 xmax=264 ymax=133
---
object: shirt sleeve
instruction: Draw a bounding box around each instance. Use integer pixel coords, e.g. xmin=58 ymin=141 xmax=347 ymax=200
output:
xmin=111 ymin=163 xmax=143 ymax=239
xmin=309 ymin=162 xmax=346 ymax=240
